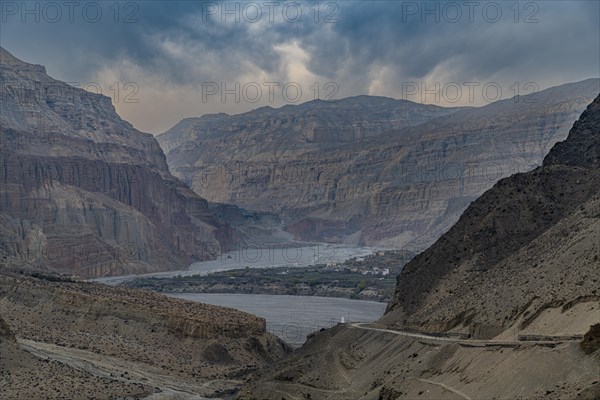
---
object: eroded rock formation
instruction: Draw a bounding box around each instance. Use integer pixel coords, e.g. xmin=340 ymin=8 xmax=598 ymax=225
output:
xmin=158 ymin=80 xmax=599 ymax=249
xmin=0 ymin=47 xmax=241 ymax=277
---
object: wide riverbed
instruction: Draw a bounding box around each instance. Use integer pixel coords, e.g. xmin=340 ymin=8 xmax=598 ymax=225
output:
xmin=166 ymin=293 xmax=387 ymax=346
xmin=94 ymin=244 xmax=385 ymax=347
xmin=95 ymin=244 xmax=377 ymax=285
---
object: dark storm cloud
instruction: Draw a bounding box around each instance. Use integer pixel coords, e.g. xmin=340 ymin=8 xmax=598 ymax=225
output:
xmin=1 ymin=1 xmax=272 ymax=81
xmin=300 ymin=1 xmax=599 ymax=87
xmin=1 ymin=0 xmax=598 ymax=133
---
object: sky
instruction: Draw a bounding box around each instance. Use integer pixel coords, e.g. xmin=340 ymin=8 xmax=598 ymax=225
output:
xmin=1 ymin=0 xmax=599 ymax=134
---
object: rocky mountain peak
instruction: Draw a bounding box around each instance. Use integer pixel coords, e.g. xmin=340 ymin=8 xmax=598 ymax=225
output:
xmin=544 ymin=93 xmax=600 ymax=168
xmin=0 ymin=47 xmax=41 ymax=68
xmin=0 ymin=47 xmax=143 ymax=155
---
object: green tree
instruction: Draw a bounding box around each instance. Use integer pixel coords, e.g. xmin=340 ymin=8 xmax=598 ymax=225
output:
xmin=358 ymin=280 xmax=367 ymax=291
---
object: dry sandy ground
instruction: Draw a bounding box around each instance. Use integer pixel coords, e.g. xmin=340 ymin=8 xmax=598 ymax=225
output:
xmin=239 ymin=323 xmax=600 ymax=400
xmin=520 ymin=301 xmax=600 ymax=336
xmin=1 ymin=313 xmax=230 ymax=399
xmin=17 ymin=338 xmax=236 ymax=399
xmin=1 ymin=318 xmax=152 ymax=400
xmin=0 ymin=272 xmax=289 ymax=399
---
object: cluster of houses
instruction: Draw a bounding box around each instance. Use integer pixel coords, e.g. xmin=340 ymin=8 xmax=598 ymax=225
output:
xmin=325 ymin=260 xmax=391 ymax=276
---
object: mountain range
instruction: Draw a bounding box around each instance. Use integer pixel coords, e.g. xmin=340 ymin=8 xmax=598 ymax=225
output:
xmin=0 ymin=48 xmax=598 ymax=400
xmin=3 ymin=46 xmax=596 ymax=280
xmin=158 ymin=79 xmax=599 ymax=250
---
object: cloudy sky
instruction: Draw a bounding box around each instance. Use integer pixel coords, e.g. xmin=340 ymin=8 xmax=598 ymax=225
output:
xmin=2 ymin=0 xmax=599 ymax=134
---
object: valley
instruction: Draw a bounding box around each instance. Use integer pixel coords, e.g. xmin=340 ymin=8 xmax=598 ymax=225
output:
xmin=1 ymin=15 xmax=599 ymax=399
xmin=239 ymin=93 xmax=600 ymax=400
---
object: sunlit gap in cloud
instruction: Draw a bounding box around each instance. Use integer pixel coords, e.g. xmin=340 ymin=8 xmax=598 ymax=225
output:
xmin=6 ymin=0 xmax=594 ymax=134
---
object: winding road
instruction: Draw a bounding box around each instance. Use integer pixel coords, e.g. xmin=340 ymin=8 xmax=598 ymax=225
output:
xmin=15 ymin=323 xmax=583 ymax=400
xmin=348 ymin=323 xmax=581 ymax=345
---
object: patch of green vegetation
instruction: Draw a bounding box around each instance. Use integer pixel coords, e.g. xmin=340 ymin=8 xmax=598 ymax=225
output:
xmin=124 ymin=250 xmax=413 ymax=302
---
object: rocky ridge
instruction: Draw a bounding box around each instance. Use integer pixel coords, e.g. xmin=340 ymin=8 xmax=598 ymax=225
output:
xmin=384 ymin=93 xmax=600 ymax=336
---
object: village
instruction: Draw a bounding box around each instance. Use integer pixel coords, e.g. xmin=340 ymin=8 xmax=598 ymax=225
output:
xmin=125 ymin=249 xmax=414 ymax=302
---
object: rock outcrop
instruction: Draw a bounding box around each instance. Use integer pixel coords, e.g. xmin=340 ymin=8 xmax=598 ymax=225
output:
xmin=158 ymin=80 xmax=599 ymax=249
xmin=0 ymin=47 xmax=245 ymax=277
xmin=581 ymin=324 xmax=600 ymax=355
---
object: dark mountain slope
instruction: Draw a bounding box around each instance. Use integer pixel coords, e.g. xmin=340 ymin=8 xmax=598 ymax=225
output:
xmin=384 ymin=93 xmax=600 ymax=336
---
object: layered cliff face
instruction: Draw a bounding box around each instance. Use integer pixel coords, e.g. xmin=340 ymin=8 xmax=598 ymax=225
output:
xmin=158 ymin=80 xmax=599 ymax=249
xmin=159 ymin=97 xmax=467 ymax=249
xmin=158 ymin=96 xmax=465 ymax=155
xmin=384 ymin=93 xmax=600 ymax=334
xmin=0 ymin=48 xmax=241 ymax=277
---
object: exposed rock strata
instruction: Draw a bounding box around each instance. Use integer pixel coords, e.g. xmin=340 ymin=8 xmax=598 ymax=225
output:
xmin=0 ymin=47 xmax=249 ymax=277
xmin=158 ymin=80 xmax=599 ymax=249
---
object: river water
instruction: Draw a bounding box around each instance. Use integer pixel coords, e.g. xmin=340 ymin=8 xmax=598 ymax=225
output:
xmin=166 ymin=293 xmax=387 ymax=347
xmin=94 ymin=244 xmax=386 ymax=347
xmin=94 ymin=244 xmax=377 ymax=285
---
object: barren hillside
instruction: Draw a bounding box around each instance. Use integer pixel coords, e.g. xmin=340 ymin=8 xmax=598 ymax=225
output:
xmin=0 ymin=270 xmax=289 ymax=398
